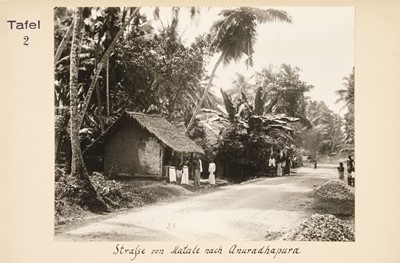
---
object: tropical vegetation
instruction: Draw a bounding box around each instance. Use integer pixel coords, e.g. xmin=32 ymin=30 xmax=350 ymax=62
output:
xmin=54 ymin=7 xmax=354 ymax=212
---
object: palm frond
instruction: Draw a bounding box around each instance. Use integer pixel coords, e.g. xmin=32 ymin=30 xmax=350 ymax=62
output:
xmin=189 ymin=7 xmax=201 ymax=20
xmin=292 ymin=112 xmax=312 ymax=129
xmin=246 ymin=8 xmax=292 ymax=24
xmin=211 ymin=7 xmax=291 ymax=66
xmin=170 ymin=7 xmax=180 ymax=36
xmin=153 ymin=7 xmax=160 ymax=20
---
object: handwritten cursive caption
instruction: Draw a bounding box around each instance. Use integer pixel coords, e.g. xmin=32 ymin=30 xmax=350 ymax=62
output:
xmin=113 ymin=243 xmax=301 ymax=261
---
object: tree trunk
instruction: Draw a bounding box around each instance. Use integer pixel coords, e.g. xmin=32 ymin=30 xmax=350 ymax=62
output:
xmin=69 ymin=8 xmax=108 ymax=212
xmin=69 ymin=9 xmax=83 ymax=178
xmin=55 ymin=110 xmax=70 ymax=164
xmin=94 ymin=41 xmax=104 ymax=132
xmin=106 ymin=56 xmax=110 ymax=116
xmin=78 ymin=7 xmax=141 ymax=128
xmin=185 ymin=50 xmax=227 ymax=134
xmin=54 ymin=19 xmax=74 ymax=66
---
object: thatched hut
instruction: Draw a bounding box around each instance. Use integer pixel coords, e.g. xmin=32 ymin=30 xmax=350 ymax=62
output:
xmin=85 ymin=112 xmax=204 ymax=177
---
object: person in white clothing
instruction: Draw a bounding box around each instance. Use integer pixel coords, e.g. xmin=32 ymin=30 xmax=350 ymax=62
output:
xmin=169 ymin=166 xmax=176 ymax=183
xmin=181 ymin=159 xmax=189 ymax=185
xmin=199 ymin=159 xmax=203 ymax=173
xmin=194 ymin=159 xmax=201 ymax=187
xmin=268 ymin=155 xmax=276 ymax=176
xmin=208 ymin=160 xmax=216 ymax=186
xmin=176 ymin=159 xmax=183 ymax=184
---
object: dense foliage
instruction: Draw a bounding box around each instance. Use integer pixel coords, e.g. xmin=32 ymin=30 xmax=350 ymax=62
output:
xmin=54 ymin=8 xmax=212 ymax=154
xmin=54 ymin=7 xmax=354 ymax=205
xmin=300 ymin=100 xmax=345 ymax=157
xmin=205 ymin=69 xmax=306 ymax=180
xmin=336 ymin=68 xmax=355 ymax=153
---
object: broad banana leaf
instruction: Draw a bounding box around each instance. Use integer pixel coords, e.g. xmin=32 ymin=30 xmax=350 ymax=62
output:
xmin=280 ymin=116 xmax=300 ymax=123
xmin=236 ymin=103 xmax=246 ymax=117
xmin=267 ymin=124 xmax=294 ymax=131
xmin=264 ymin=97 xmax=279 ymax=114
xmin=254 ymin=87 xmax=264 ymax=115
xmin=294 ymin=113 xmax=313 ymax=129
xmin=220 ymin=88 xmax=236 ymax=122
xmin=215 ymin=104 xmax=228 ymax=115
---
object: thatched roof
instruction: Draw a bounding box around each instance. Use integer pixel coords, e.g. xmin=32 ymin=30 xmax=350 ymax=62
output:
xmin=85 ymin=112 xmax=204 ymax=154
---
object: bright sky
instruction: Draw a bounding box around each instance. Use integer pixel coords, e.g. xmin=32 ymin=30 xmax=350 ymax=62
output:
xmin=143 ymin=7 xmax=354 ymax=115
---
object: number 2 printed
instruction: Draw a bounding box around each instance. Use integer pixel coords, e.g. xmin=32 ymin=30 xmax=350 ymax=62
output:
xmin=23 ymin=36 xmax=29 ymax=46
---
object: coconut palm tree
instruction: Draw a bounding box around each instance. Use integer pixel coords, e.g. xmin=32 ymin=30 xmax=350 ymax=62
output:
xmin=336 ymin=67 xmax=355 ymax=108
xmin=69 ymin=8 xmax=108 ymax=212
xmin=255 ymin=65 xmax=276 ymax=87
xmin=185 ymin=7 xmax=292 ymax=133
xmin=266 ymin=64 xmax=313 ymax=129
xmin=336 ymin=67 xmax=355 ymax=152
xmin=69 ymin=8 xmax=84 ymax=178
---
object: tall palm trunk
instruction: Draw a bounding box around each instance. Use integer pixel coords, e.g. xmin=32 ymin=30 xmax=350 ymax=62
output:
xmin=54 ymin=19 xmax=74 ymax=66
xmin=185 ymin=50 xmax=227 ymax=134
xmin=69 ymin=9 xmax=83 ymax=177
xmin=69 ymin=8 xmax=108 ymax=212
xmin=55 ymin=110 xmax=69 ymax=164
xmin=94 ymin=40 xmax=104 ymax=132
xmin=106 ymin=56 xmax=110 ymax=116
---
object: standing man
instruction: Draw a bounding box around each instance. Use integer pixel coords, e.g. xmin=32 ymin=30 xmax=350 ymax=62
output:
xmin=194 ymin=159 xmax=201 ymax=187
xmin=181 ymin=159 xmax=189 ymax=185
xmin=276 ymin=154 xmax=283 ymax=177
xmin=347 ymin=155 xmax=355 ymax=186
xmin=337 ymin=162 xmax=345 ymax=181
xmin=208 ymin=159 xmax=216 ymax=186
xmin=176 ymin=159 xmax=183 ymax=184
xmin=283 ymin=154 xmax=291 ymax=176
xmin=268 ymin=155 xmax=276 ymax=176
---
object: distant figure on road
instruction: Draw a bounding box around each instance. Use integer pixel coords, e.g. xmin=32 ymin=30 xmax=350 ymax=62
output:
xmin=276 ymin=155 xmax=283 ymax=176
xmin=337 ymin=162 xmax=345 ymax=181
xmin=292 ymin=156 xmax=297 ymax=168
xmin=314 ymin=160 xmax=318 ymax=169
xmin=268 ymin=155 xmax=276 ymax=176
xmin=347 ymin=156 xmax=355 ymax=187
xmin=208 ymin=160 xmax=216 ymax=186
xmin=284 ymin=155 xmax=291 ymax=176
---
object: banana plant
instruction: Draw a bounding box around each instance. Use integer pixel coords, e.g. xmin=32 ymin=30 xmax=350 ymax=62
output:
xmin=217 ymin=87 xmax=299 ymax=140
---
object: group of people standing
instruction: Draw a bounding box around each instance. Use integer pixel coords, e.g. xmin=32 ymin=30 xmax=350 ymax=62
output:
xmin=168 ymin=158 xmax=216 ymax=187
xmin=337 ymin=155 xmax=355 ymax=187
xmin=168 ymin=159 xmax=189 ymax=185
xmin=268 ymin=154 xmax=292 ymax=177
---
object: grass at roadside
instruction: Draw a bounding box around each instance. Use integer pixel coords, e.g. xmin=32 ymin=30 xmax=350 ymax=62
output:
xmin=54 ymin=171 xmax=229 ymax=233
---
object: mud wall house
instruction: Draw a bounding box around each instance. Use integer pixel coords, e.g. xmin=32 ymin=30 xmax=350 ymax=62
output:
xmin=84 ymin=112 xmax=204 ymax=177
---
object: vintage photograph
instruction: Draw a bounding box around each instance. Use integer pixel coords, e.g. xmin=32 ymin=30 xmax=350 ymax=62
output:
xmin=54 ymin=6 xmax=355 ymax=241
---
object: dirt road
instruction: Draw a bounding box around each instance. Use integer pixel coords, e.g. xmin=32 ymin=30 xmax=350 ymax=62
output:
xmin=56 ymin=164 xmax=337 ymax=241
